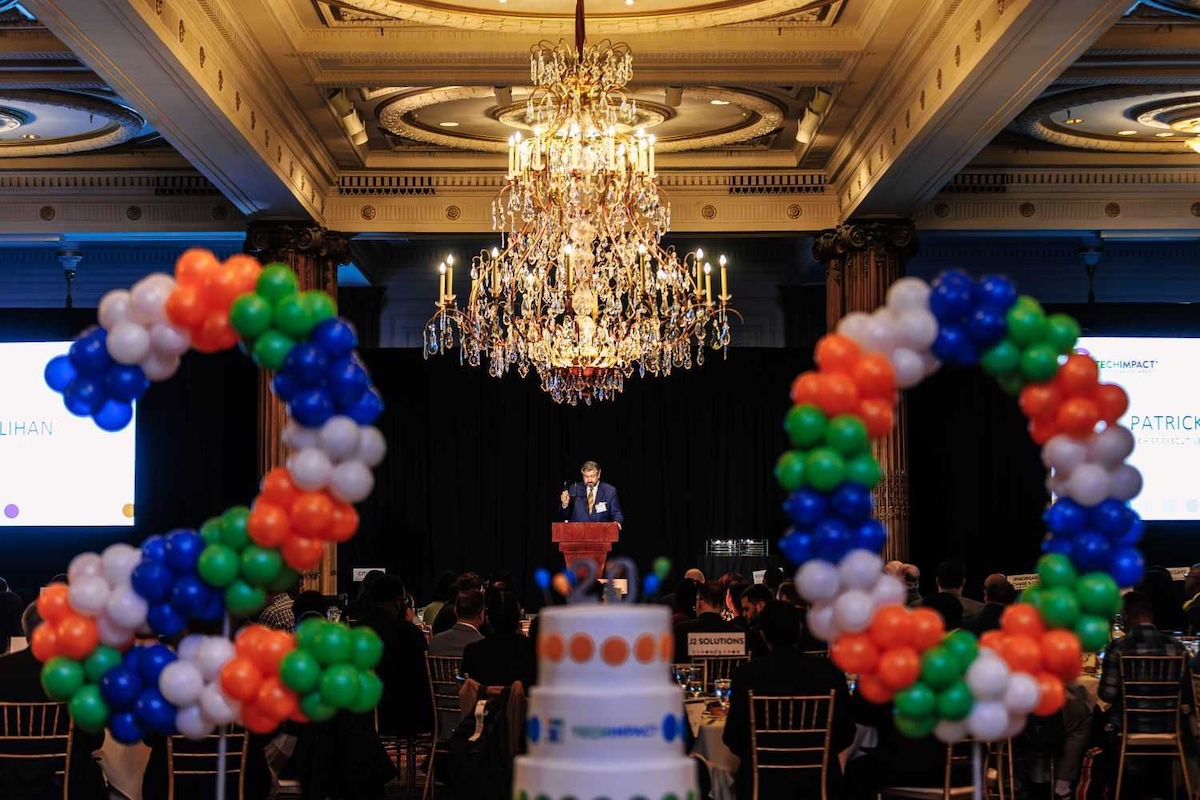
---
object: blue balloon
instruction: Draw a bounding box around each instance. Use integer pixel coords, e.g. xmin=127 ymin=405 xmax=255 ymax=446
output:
xmin=778 ymin=531 xmax=815 ymax=566
xmin=133 ymin=688 xmax=177 ymax=736
xmin=99 ymin=667 xmax=142 ymax=711
xmin=122 ymin=646 xmax=143 ymax=674
xmin=935 ymin=269 xmax=974 ymax=289
xmin=643 ymin=574 xmax=661 ymax=596
xmin=194 ymin=589 xmax=225 ymax=623
xmin=64 ymin=378 xmax=106 ymax=417
xmin=813 ymin=519 xmax=851 ymax=562
xmin=94 ymin=399 xmax=133 ymax=432
xmin=1090 ymin=499 xmax=1134 ymax=539
xmin=1109 ymin=546 xmax=1145 ymax=588
xmin=328 ymin=356 xmax=370 ymax=407
xmin=1070 ymin=531 xmax=1112 ymax=573
xmin=170 ymin=575 xmax=208 ymax=615
xmin=140 ymin=536 xmax=166 ymax=563
xmin=282 ymin=342 xmax=330 ymax=386
xmin=1044 ymin=498 xmax=1087 ymax=536
xmin=108 ymin=711 xmax=146 ymax=745
xmin=272 ymin=372 xmax=299 ymax=402
xmin=290 ymin=388 xmax=336 ymax=427
xmin=853 ymin=519 xmax=888 ymax=553
xmin=931 ymin=324 xmax=975 ymax=365
xmin=147 ymin=602 xmax=186 ymax=637
xmin=975 ymin=274 xmax=1018 ymax=312
xmin=534 ymin=568 xmax=552 ymax=590
xmin=164 ymin=529 xmax=203 ymax=574
xmin=105 ymin=364 xmax=150 ymax=403
xmin=929 ymin=282 xmax=974 ymax=323
xmin=136 ymin=644 xmax=176 ymax=687
xmin=1118 ymin=516 xmax=1145 ymax=546
xmin=44 ymin=355 xmax=77 ymax=393
xmin=967 ymin=307 xmax=1007 ymax=347
xmin=831 ymin=483 xmax=873 ymax=524
xmin=130 ymin=561 xmax=173 ymax=603
xmin=1041 ymin=534 xmax=1072 ymax=555
xmin=68 ymin=329 xmax=112 ymax=375
xmin=344 ymin=386 xmax=384 ymax=425
xmin=784 ymin=488 xmax=828 ymax=528
xmin=312 ymin=318 xmax=358 ymax=360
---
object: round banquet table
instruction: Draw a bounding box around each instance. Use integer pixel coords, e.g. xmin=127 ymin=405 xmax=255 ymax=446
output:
xmin=98 ymin=735 xmax=152 ymax=800
xmin=689 ymin=710 xmax=738 ymax=800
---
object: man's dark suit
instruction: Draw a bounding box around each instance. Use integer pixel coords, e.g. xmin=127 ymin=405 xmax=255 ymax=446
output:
xmin=561 ymin=481 xmax=624 ymax=524
xmin=964 ymin=602 xmax=1006 ymax=636
xmin=722 ymin=646 xmax=855 ymax=800
xmin=354 ymin=608 xmax=433 ymax=736
xmin=672 ymin=611 xmax=744 ymax=663
xmin=462 ymin=632 xmax=537 ymax=689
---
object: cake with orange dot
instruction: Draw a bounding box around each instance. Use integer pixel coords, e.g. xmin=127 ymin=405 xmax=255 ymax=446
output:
xmin=515 ymin=605 xmax=696 ymax=800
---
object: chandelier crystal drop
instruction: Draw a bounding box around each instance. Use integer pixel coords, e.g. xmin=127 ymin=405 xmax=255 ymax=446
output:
xmin=424 ymin=0 xmax=736 ymax=406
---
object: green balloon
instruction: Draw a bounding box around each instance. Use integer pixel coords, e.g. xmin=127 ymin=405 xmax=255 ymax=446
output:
xmin=253 ymin=330 xmax=296 ymax=372
xmin=920 ymin=646 xmax=961 ymax=691
xmin=311 ymin=624 xmax=353 ymax=666
xmin=844 ymin=453 xmax=882 ymax=489
xmin=300 ymin=690 xmax=338 ymax=722
xmin=1039 ymin=587 xmax=1081 ymax=630
xmin=279 ymin=650 xmax=322 ymax=695
xmin=1019 ymin=344 xmax=1061 ymax=383
xmin=83 ymin=646 xmax=122 ymax=683
xmin=230 ymin=294 xmax=273 ymax=341
xmin=347 ymin=670 xmax=384 ymax=714
xmin=303 ymin=291 xmax=338 ymax=324
xmin=349 ymin=628 xmax=384 ymax=670
xmin=942 ymin=630 xmax=979 ymax=673
xmin=1075 ymin=614 xmax=1111 ymax=652
xmin=257 ymin=263 xmax=299 ymax=305
xmin=41 ymin=657 xmax=85 ymax=701
xmin=273 ymin=295 xmax=316 ymax=340
xmin=68 ymin=685 xmax=110 ymax=733
xmin=894 ymin=682 xmax=936 ymax=719
xmin=894 ymin=713 xmax=935 ymax=739
xmin=198 ymin=545 xmax=240 ymax=587
xmin=200 ymin=517 xmax=224 ymax=546
xmin=825 ymin=415 xmax=869 ymax=458
xmin=804 ymin=448 xmax=846 ymax=493
xmin=1022 ymin=586 xmax=1044 ymax=613
xmin=220 ymin=507 xmax=252 ymax=551
xmin=319 ymin=664 xmax=361 ymax=709
xmin=1006 ymin=297 xmax=1047 ymax=347
xmin=936 ymin=681 xmax=974 ymax=722
xmin=241 ymin=545 xmax=284 ymax=587
xmin=225 ymin=580 xmax=267 ymax=617
xmin=774 ymin=451 xmax=806 ymax=492
xmin=296 ymin=618 xmax=325 ymax=652
xmin=996 ymin=373 xmax=1025 ymax=397
xmin=981 ymin=339 xmax=1021 ymax=378
xmin=1037 ymin=554 xmax=1078 ymax=590
xmin=269 ymin=566 xmax=301 ymax=594
xmin=652 ymin=557 xmax=672 ymax=580
xmin=1076 ymin=573 xmax=1121 ymax=618
xmin=1045 ymin=314 xmax=1081 ymax=355
xmin=784 ymin=404 xmax=827 ymax=450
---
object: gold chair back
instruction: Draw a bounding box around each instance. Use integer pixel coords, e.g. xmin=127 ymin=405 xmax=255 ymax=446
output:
xmin=426 ymin=655 xmax=464 ymax=741
xmin=747 ymin=692 xmax=834 ymax=800
xmin=1113 ymin=654 xmax=1192 ymax=800
xmin=0 ymin=701 xmax=73 ymax=798
xmin=695 ymin=655 xmax=748 ymax=685
xmin=165 ymin=727 xmax=250 ymax=800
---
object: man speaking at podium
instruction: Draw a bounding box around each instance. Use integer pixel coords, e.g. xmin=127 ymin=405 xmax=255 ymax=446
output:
xmin=559 ymin=460 xmax=624 ymax=528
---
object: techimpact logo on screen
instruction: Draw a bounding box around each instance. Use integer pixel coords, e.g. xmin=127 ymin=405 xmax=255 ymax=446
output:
xmin=1074 ymin=346 xmax=1158 ymax=374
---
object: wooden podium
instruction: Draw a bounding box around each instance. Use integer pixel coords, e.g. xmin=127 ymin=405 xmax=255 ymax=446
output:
xmin=552 ymin=522 xmax=620 ymax=574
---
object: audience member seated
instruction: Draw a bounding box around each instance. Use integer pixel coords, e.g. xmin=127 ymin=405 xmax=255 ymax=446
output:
xmin=1138 ymin=566 xmax=1187 ymax=634
xmin=964 ymin=576 xmax=1015 ymax=635
xmin=0 ymin=578 xmax=22 ymax=637
xmin=292 ymin=590 xmax=328 ymax=626
xmin=762 ymin=567 xmax=787 ymax=599
xmin=935 ymin=561 xmax=983 ymax=622
xmin=902 ymin=564 xmax=922 ymax=606
xmin=684 ymin=568 xmax=706 ymax=584
xmin=256 ymin=574 xmax=300 ymax=633
xmin=739 ymin=585 xmax=772 ymax=658
xmin=423 ymin=571 xmax=457 ymax=627
xmin=727 ymin=582 xmax=750 ymax=630
xmin=722 ymin=601 xmax=854 ymax=800
xmin=462 ymin=591 xmax=536 ymax=689
xmin=431 ymin=572 xmax=481 ymax=636
xmin=774 ymin=583 xmax=826 ymax=651
xmin=664 ymin=578 xmax=698 ymax=624
xmin=717 ymin=573 xmax=748 ymax=622
xmin=844 ymin=707 xmax=968 ymax=799
xmin=920 ymin=590 xmax=964 ymax=631
xmin=354 ymin=575 xmax=433 ymax=737
xmin=673 ymin=580 xmax=745 ymax=662
xmin=1183 ymin=563 xmax=1200 ymax=635
xmin=0 ymin=603 xmax=107 ymax=800
xmin=430 ymin=589 xmax=487 ymax=657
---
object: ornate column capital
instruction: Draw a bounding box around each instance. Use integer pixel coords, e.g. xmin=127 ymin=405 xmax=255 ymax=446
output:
xmin=243 ymin=221 xmax=352 ymax=266
xmin=811 ymin=219 xmax=918 ymax=264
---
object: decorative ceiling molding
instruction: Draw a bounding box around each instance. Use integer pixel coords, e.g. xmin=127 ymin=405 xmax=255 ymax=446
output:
xmin=1010 ymin=84 xmax=1200 ymax=153
xmin=0 ymin=89 xmax=144 ymax=156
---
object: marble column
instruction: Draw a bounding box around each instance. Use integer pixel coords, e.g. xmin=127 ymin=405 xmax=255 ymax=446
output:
xmin=812 ymin=220 xmax=917 ymax=564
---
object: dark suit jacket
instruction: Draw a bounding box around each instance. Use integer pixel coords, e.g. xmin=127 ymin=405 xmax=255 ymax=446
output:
xmin=672 ymin=611 xmax=744 ymax=663
xmin=355 ymin=608 xmax=433 ymax=736
xmin=429 ymin=622 xmax=484 ymax=657
xmin=964 ymin=602 xmax=1005 ymax=636
xmin=561 ymin=481 xmax=624 ymax=524
xmin=462 ymin=632 xmax=537 ymax=689
xmin=722 ymin=647 xmax=855 ymax=800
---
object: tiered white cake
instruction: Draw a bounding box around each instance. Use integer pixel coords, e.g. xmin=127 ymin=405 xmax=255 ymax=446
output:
xmin=514 ymin=605 xmax=697 ymax=800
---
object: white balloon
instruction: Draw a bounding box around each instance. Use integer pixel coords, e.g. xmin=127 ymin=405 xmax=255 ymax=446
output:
xmin=129 ymin=274 xmax=176 ymax=326
xmin=98 ymin=290 xmax=132 ymax=331
xmin=175 ymin=704 xmax=214 ymax=740
xmin=67 ymin=553 xmax=104 ymax=584
xmin=890 ymin=348 xmax=927 ymax=389
xmin=933 ymin=719 xmax=969 ymax=745
xmin=1046 ymin=472 xmax=1068 ymax=497
xmin=95 ymin=615 xmax=135 ymax=648
xmin=871 ymin=574 xmax=908 ymax=608
xmin=105 ymin=585 xmax=149 ymax=629
xmin=1088 ymin=426 xmax=1135 ymax=469
xmin=330 ymin=460 xmax=374 ymax=504
xmin=832 ymin=590 xmax=875 ymax=634
xmin=356 ymin=426 xmax=387 ymax=468
xmin=837 ymin=550 xmax=883 ymax=592
xmin=139 ymin=353 xmax=181 ymax=382
xmin=806 ymin=603 xmax=839 ymax=642
xmin=68 ymin=576 xmax=111 ymax=616
xmin=319 ymin=416 xmax=362 ymax=461
xmin=966 ymin=652 xmax=1011 ymax=702
xmin=1003 ymin=672 xmax=1042 ymax=716
xmin=196 ymin=638 xmax=236 ymax=683
xmin=177 ymin=634 xmax=206 ymax=664
xmin=920 ymin=352 xmax=941 ymax=378
xmin=148 ymin=322 xmax=191 ymax=359
xmin=101 ymin=544 xmax=141 ymax=586
xmin=892 ymin=309 xmax=939 ymax=350
xmin=886 ymin=278 xmax=932 ymax=312
xmin=198 ymin=683 xmax=240 ymax=726
xmin=862 ymin=311 xmax=900 ymax=355
xmin=1003 ymin=712 xmax=1028 ymax=740
xmin=283 ymin=421 xmax=321 ymax=452
xmin=1063 ymin=463 xmax=1111 ymax=507
xmin=1109 ymin=464 xmax=1143 ymax=502
xmin=288 ymin=448 xmax=334 ymax=491
xmin=160 ymin=661 xmax=206 ymax=707
xmin=796 ymin=560 xmax=841 ymax=604
xmin=106 ymin=321 xmax=152 ymax=366
xmin=1042 ymin=435 xmax=1089 ymax=476
xmin=967 ymin=701 xmax=1010 ymax=742
xmin=836 ymin=312 xmax=873 ymax=345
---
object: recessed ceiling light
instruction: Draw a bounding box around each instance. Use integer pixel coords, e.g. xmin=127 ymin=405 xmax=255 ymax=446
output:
xmin=1063 ymin=117 xmax=1084 ymax=125
xmin=710 ymin=99 xmax=730 ymax=106
xmin=625 ymin=0 xmax=633 ymax=4
xmin=1156 ymin=132 xmax=1175 ymax=138
xmin=1116 ymin=130 xmax=1137 ymax=136
xmin=19 ymin=133 xmax=38 ymax=140
xmin=439 ymin=122 xmax=460 ymax=127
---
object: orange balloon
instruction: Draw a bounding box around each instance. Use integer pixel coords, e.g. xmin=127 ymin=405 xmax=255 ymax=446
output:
xmin=979 ymin=630 xmax=1006 ymax=652
xmin=220 ymin=656 xmax=265 ymax=703
xmin=256 ymin=676 xmax=299 ymax=721
xmin=261 ymin=468 xmax=300 ymax=509
xmin=1093 ymin=384 xmax=1128 ymax=425
xmin=858 ymin=398 xmax=895 ymax=440
xmin=877 ymin=646 xmax=921 ymax=690
xmin=1029 ymin=416 xmax=1060 ymax=446
xmin=174 ymin=248 xmax=221 ymax=287
xmin=909 ymin=608 xmax=946 ymax=652
xmin=30 ymin=623 xmax=59 ymax=662
xmin=815 ymin=373 xmax=861 ymax=417
xmin=235 ymin=624 xmax=271 ymax=658
xmin=815 ymin=334 xmax=861 ymax=376
xmin=240 ymin=702 xmax=281 ymax=735
xmin=1019 ymin=383 xmax=1062 ymax=420
xmin=856 ymin=672 xmax=894 ymax=704
xmin=291 ymin=492 xmax=334 ymax=538
xmin=55 ymin=614 xmax=99 ymax=660
xmin=1056 ymin=398 xmax=1100 ymax=438
xmin=852 ymin=353 xmax=897 ymax=400
xmin=206 ymin=258 xmax=260 ymax=310
xmin=832 ymin=633 xmax=879 ymax=675
xmin=281 ymin=536 xmax=325 ymax=571
xmin=868 ymin=605 xmax=912 ymax=650
xmin=248 ymin=502 xmax=291 ymax=548
xmin=247 ymin=630 xmax=294 ymax=676
xmin=224 ymin=255 xmax=264 ymax=296
xmin=198 ymin=311 xmax=239 ymax=353
xmin=789 ymin=372 xmax=822 ymax=407
xmin=999 ymin=633 xmax=1042 ymax=674
xmin=1055 ymin=354 xmax=1100 ymax=398
xmin=1001 ymin=604 xmax=1046 ymax=640
xmin=1040 ymin=630 xmax=1082 ymax=682
xmin=327 ymin=501 xmax=359 ymax=543
xmin=165 ymin=284 xmax=208 ymax=329
xmin=1033 ymin=672 xmax=1066 ymax=716
xmin=37 ymin=584 xmax=72 ymax=624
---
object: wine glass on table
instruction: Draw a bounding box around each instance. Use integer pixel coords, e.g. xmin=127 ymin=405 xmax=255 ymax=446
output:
xmin=713 ymin=679 xmax=732 ymax=711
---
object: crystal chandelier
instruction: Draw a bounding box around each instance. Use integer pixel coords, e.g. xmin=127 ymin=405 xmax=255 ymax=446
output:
xmin=423 ymin=0 xmax=736 ymax=406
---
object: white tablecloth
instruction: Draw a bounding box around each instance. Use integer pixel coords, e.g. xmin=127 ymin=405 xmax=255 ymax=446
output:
xmin=690 ymin=714 xmax=739 ymax=800
xmin=98 ymin=736 xmax=151 ymax=800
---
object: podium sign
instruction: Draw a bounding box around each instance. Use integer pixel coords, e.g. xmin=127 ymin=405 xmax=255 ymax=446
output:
xmin=551 ymin=522 xmax=620 ymax=574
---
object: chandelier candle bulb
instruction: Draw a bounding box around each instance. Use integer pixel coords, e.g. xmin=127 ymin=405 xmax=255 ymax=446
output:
xmin=438 ymin=262 xmax=447 ymax=305
xmin=647 ymin=135 xmax=656 ymax=177
xmin=704 ymin=263 xmax=712 ymax=305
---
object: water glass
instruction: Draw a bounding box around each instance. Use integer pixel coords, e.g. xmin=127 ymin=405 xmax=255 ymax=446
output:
xmin=714 ymin=678 xmax=732 ymax=710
